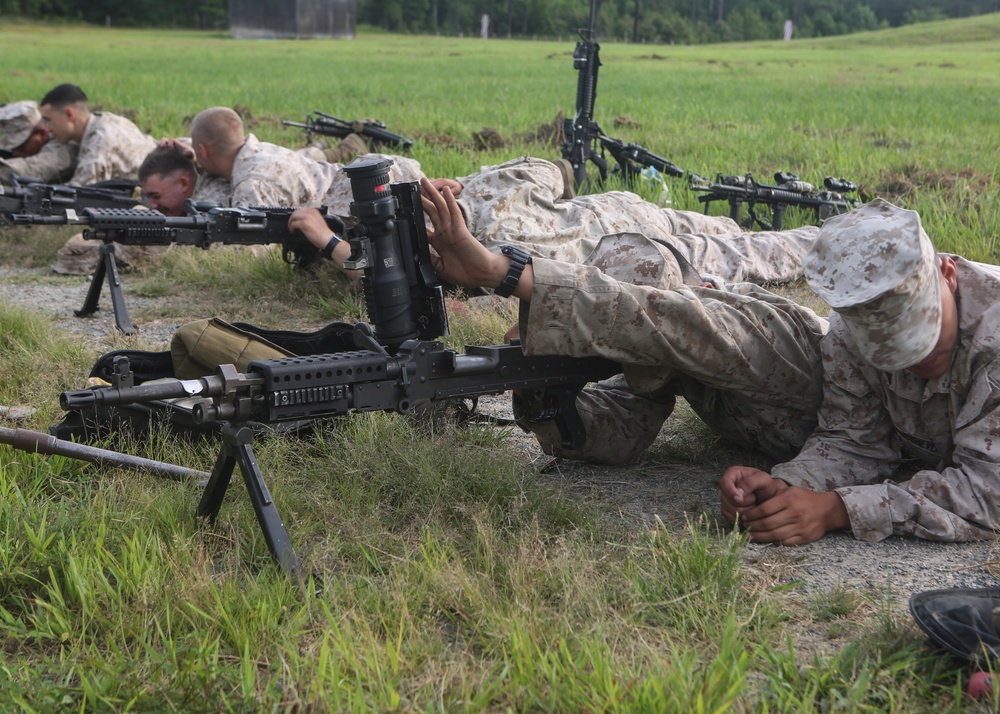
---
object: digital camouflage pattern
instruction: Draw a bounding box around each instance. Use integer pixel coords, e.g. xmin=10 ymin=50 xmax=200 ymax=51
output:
xmin=69 ymin=112 xmax=157 ymax=186
xmin=516 ymin=235 xmax=829 ymax=465
xmin=229 ymin=134 xmax=424 ymax=216
xmin=804 ymin=198 xmax=943 ymax=371
xmin=0 ymin=139 xmax=78 ymax=184
xmin=772 ymin=257 xmax=1000 ymax=542
xmin=454 ymin=156 xmax=820 ymax=284
xmin=0 ymin=100 xmax=41 ymax=150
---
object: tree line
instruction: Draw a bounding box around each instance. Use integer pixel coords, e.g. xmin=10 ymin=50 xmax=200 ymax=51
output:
xmin=360 ymin=0 xmax=1000 ymax=43
xmin=2 ymin=0 xmax=999 ymax=42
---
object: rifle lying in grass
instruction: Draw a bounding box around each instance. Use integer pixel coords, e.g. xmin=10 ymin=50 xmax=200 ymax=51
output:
xmin=59 ymin=158 xmax=621 ymax=579
xmin=283 ymin=110 xmax=413 ymax=152
xmin=12 ymin=203 xmax=344 ymax=335
xmin=688 ymin=171 xmax=860 ymax=231
xmin=0 ymin=175 xmax=140 ymax=220
xmin=560 ymin=0 xmax=685 ymax=190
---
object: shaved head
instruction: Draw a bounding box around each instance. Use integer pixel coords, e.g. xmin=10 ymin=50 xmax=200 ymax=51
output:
xmin=190 ymin=106 xmax=244 ymax=155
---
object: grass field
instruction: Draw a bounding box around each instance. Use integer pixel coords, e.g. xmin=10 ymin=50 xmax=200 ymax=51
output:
xmin=1 ymin=15 xmax=1000 ymax=711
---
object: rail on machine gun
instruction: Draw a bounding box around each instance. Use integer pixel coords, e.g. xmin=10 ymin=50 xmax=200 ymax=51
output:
xmin=11 ymin=202 xmax=343 ymax=335
xmin=1 ymin=175 xmax=140 ymax=222
xmin=58 ymin=158 xmax=621 ymax=580
xmin=282 ymin=110 xmax=413 ymax=152
xmin=687 ymin=171 xmax=860 ymax=231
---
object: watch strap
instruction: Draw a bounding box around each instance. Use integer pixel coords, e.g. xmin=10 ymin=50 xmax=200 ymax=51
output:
xmin=496 ymin=245 xmax=531 ymax=298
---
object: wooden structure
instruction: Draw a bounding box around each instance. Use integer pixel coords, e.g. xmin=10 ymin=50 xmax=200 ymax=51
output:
xmin=229 ymin=0 xmax=356 ymax=39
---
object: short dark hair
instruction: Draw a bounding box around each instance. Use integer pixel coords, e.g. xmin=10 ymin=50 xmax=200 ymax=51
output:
xmin=138 ymin=145 xmax=197 ymax=183
xmin=40 ymin=84 xmax=88 ymax=109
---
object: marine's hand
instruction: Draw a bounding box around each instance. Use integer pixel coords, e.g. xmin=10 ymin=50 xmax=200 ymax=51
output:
xmin=288 ymin=207 xmax=350 ymax=268
xmin=739 ymin=487 xmax=850 ymax=546
xmin=428 ymin=178 xmax=463 ymax=196
xmin=157 ymin=137 xmax=195 ymax=160
xmin=419 ymin=178 xmax=505 ymax=290
xmin=719 ymin=466 xmax=782 ymax=526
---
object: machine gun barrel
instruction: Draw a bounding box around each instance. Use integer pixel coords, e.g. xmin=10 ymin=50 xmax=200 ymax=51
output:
xmin=0 ymin=426 xmax=210 ymax=484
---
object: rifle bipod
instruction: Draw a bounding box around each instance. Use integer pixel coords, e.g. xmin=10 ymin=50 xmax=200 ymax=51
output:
xmin=74 ymin=242 xmax=137 ymax=334
xmin=198 ymin=423 xmax=304 ymax=580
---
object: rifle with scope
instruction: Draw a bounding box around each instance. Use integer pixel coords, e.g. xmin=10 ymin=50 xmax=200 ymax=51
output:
xmin=560 ymin=0 xmax=686 ymax=190
xmin=1 ymin=175 xmax=140 ymax=220
xmin=282 ymin=110 xmax=413 ymax=152
xmin=688 ymin=171 xmax=860 ymax=231
xmin=58 ymin=158 xmax=621 ymax=579
xmin=12 ymin=202 xmax=344 ymax=335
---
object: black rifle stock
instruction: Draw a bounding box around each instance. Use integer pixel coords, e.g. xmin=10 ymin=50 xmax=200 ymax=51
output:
xmin=688 ymin=171 xmax=860 ymax=231
xmin=12 ymin=204 xmax=344 ymax=335
xmin=283 ymin=110 xmax=413 ymax=151
xmin=1 ymin=176 xmax=140 ymax=220
xmin=59 ymin=158 xmax=621 ymax=579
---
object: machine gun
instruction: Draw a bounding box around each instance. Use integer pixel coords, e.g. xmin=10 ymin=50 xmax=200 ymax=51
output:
xmin=0 ymin=176 xmax=140 ymax=220
xmin=282 ymin=110 xmax=413 ymax=152
xmin=688 ymin=171 xmax=860 ymax=231
xmin=12 ymin=203 xmax=344 ymax=335
xmin=560 ymin=0 xmax=685 ymax=190
xmin=59 ymin=158 xmax=621 ymax=579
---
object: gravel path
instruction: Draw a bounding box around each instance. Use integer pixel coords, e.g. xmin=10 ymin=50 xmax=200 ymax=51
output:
xmin=2 ymin=266 xmax=997 ymax=626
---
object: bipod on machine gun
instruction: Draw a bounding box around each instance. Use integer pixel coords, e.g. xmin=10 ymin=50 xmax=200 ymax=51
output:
xmin=12 ymin=202 xmax=344 ymax=335
xmin=1 ymin=175 xmax=141 ymax=221
xmin=282 ymin=110 xmax=414 ymax=152
xmin=560 ymin=0 xmax=686 ymax=191
xmin=58 ymin=158 xmax=622 ymax=580
xmin=687 ymin=171 xmax=860 ymax=231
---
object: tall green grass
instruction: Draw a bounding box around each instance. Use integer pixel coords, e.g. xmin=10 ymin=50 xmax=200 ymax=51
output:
xmin=1 ymin=17 xmax=997 ymax=710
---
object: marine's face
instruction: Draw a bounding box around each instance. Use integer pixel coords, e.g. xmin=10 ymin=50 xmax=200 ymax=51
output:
xmin=905 ymin=258 xmax=959 ymax=380
xmin=141 ymin=170 xmax=193 ymax=217
xmin=40 ymin=104 xmax=74 ymax=143
xmin=11 ymin=127 xmax=50 ymax=158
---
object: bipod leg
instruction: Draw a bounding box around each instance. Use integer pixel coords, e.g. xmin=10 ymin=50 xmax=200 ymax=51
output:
xmin=197 ymin=425 xmax=302 ymax=579
xmin=74 ymin=243 xmax=136 ymax=334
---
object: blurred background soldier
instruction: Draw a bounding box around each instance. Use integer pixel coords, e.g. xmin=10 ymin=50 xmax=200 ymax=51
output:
xmin=0 ymin=100 xmax=77 ymax=184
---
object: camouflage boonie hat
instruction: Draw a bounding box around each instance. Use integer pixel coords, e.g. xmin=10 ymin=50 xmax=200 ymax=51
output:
xmin=802 ymin=198 xmax=941 ymax=371
xmin=582 ymin=232 xmax=683 ymax=291
xmin=0 ymin=100 xmax=42 ymax=151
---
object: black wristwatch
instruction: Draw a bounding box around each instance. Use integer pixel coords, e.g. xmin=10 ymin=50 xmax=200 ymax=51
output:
xmin=321 ymin=234 xmax=343 ymax=261
xmin=495 ymin=245 xmax=532 ymax=298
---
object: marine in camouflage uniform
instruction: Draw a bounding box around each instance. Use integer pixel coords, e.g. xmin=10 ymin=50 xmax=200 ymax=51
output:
xmin=0 ymin=100 xmax=77 ymax=184
xmin=453 ymin=156 xmax=820 ymax=284
xmin=229 ymin=133 xmax=424 ymax=217
xmin=67 ymin=111 xmax=157 ymax=186
xmin=725 ymin=199 xmax=1000 ymax=545
xmin=0 ymin=140 xmax=78 ymax=184
xmin=514 ymin=232 xmax=828 ymax=466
